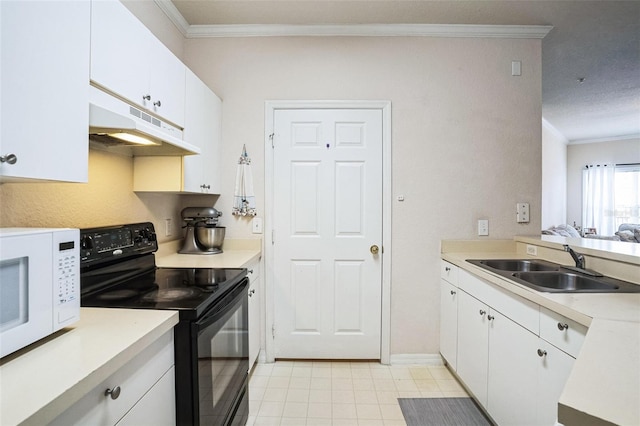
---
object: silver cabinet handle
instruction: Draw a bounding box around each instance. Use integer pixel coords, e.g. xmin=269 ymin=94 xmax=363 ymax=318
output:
xmin=248 ymin=269 xmax=254 ymax=275
xmin=154 ymin=100 xmax=162 ymax=107
xmin=142 ymin=94 xmax=151 ymax=101
xmin=1 ymin=154 xmax=17 ymax=164
xmin=445 ymin=267 xmax=451 ymax=272
xmin=105 ymin=386 xmax=121 ymax=400
xmin=537 ymin=349 xmax=547 ymax=357
xmin=248 ymin=289 xmax=256 ymax=297
xmin=479 ymin=310 xmax=486 ymax=316
xmin=557 ymin=323 xmax=569 ymax=331
xmin=487 ymin=315 xmax=495 ymax=321
xmin=450 ymin=290 xmax=456 ymax=295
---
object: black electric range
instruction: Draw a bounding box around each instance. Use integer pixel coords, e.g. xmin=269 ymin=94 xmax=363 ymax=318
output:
xmin=80 ymin=222 xmax=249 ymax=426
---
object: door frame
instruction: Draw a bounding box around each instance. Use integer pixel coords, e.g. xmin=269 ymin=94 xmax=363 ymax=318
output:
xmin=264 ymin=100 xmax=392 ymax=364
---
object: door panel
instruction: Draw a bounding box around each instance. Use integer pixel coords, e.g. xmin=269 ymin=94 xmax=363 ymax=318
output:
xmin=273 ymin=109 xmax=383 ymax=359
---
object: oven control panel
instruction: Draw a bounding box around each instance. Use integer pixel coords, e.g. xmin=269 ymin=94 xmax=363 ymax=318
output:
xmin=80 ymin=222 xmax=157 ymax=267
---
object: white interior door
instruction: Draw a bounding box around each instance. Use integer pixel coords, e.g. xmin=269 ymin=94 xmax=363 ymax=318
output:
xmin=272 ymin=108 xmax=383 ymax=359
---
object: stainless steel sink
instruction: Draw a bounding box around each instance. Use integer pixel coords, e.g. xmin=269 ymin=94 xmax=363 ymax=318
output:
xmin=466 ymin=259 xmax=640 ymax=293
xmin=512 ymin=271 xmax=624 ymax=292
xmin=472 ymin=259 xmax=560 ymax=272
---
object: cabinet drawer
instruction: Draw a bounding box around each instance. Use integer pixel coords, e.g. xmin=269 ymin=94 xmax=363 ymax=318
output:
xmin=441 ymin=261 xmax=459 ymax=285
xmin=246 ymin=259 xmax=262 ymax=283
xmin=52 ymin=331 xmax=175 ymax=426
xmin=459 ymin=269 xmax=539 ymax=334
xmin=540 ymin=307 xmax=587 ymax=358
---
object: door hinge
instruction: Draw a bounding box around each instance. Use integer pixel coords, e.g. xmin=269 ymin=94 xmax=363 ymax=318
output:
xmin=269 ymin=133 xmax=275 ymax=148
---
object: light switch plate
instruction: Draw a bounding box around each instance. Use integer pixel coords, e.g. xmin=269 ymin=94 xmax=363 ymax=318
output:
xmin=478 ymin=219 xmax=489 ymax=236
xmin=252 ymin=217 xmax=263 ymax=234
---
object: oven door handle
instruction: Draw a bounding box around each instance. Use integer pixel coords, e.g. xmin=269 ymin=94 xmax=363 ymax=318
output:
xmin=195 ymin=278 xmax=248 ymax=329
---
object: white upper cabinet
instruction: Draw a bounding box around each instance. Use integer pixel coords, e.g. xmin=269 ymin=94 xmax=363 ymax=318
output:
xmin=183 ymin=69 xmax=222 ymax=194
xmin=133 ymin=71 xmax=222 ymax=194
xmin=90 ymin=0 xmax=185 ymax=127
xmin=0 ymin=1 xmax=89 ymax=183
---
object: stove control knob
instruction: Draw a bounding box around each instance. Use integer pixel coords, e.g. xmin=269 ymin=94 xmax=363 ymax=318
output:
xmin=145 ymin=228 xmax=157 ymax=242
xmin=80 ymin=235 xmax=93 ymax=250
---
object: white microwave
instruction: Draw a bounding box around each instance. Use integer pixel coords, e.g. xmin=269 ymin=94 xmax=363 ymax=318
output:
xmin=0 ymin=228 xmax=80 ymax=358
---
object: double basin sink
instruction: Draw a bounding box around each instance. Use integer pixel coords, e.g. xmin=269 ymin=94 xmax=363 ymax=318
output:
xmin=466 ymin=259 xmax=640 ymax=293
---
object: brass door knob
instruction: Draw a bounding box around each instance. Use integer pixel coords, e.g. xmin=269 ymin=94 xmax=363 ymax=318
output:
xmin=370 ymin=245 xmax=379 ymax=255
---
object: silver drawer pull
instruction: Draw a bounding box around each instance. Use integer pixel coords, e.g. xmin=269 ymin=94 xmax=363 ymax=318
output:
xmin=479 ymin=310 xmax=486 ymax=316
xmin=105 ymin=386 xmax=121 ymax=400
xmin=537 ymin=349 xmax=547 ymax=357
xmin=487 ymin=315 xmax=495 ymax=321
xmin=1 ymin=154 xmax=17 ymax=164
xmin=557 ymin=322 xmax=569 ymax=331
xmin=445 ymin=267 xmax=451 ymax=272
xmin=450 ymin=290 xmax=456 ymax=295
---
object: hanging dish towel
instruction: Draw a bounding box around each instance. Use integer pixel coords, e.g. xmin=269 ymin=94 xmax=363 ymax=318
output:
xmin=232 ymin=145 xmax=257 ymax=216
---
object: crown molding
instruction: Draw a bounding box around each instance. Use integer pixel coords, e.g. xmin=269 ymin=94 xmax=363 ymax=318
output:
xmin=568 ymin=133 xmax=640 ymax=145
xmin=151 ymin=2 xmax=552 ymax=40
xmin=154 ymin=0 xmax=190 ymax=36
xmin=185 ymin=23 xmax=553 ymax=39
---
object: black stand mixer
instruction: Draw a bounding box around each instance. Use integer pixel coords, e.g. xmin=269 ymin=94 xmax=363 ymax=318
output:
xmin=178 ymin=207 xmax=225 ymax=254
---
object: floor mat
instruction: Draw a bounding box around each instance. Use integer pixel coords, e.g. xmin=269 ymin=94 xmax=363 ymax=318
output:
xmin=398 ymin=397 xmax=492 ymax=426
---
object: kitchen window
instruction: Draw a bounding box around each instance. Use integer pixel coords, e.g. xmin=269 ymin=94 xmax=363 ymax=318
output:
xmin=582 ymin=163 xmax=640 ymax=235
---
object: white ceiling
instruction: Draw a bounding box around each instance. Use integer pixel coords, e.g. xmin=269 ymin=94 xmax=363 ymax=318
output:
xmin=168 ymin=0 xmax=640 ymax=143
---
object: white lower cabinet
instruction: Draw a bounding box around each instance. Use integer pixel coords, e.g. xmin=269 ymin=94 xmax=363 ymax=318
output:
xmin=536 ymin=340 xmax=576 ymax=426
xmin=52 ymin=331 xmax=175 ymax=426
xmin=439 ymin=279 xmax=459 ymax=370
xmin=456 ymin=290 xmax=489 ymax=407
xmin=449 ymin=265 xmax=586 ymax=426
xmin=487 ymin=309 xmax=539 ymax=425
xmin=245 ymin=258 xmax=262 ymax=371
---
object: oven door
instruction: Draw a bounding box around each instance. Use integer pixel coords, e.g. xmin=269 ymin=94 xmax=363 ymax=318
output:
xmin=196 ymin=278 xmax=249 ymax=426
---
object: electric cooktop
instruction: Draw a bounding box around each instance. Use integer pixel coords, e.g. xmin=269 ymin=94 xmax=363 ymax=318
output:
xmin=81 ymin=266 xmax=247 ymax=319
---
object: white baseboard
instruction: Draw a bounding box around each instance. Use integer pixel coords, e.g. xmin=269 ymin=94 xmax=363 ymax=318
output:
xmin=389 ymin=353 xmax=445 ymax=366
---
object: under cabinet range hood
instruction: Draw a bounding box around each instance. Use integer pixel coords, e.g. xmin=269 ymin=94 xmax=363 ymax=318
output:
xmin=88 ymin=85 xmax=200 ymax=156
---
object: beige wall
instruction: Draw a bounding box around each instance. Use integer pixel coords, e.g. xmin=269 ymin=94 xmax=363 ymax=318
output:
xmin=0 ymin=2 xmax=544 ymax=355
xmin=184 ymin=36 xmax=543 ymax=355
xmin=0 ymin=149 xmax=186 ymax=242
xmin=542 ymin=119 xmax=568 ymax=229
xmin=566 ymin=138 xmax=640 ymax=227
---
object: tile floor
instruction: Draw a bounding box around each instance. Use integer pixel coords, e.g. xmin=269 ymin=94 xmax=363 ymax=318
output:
xmin=247 ymin=360 xmax=469 ymax=425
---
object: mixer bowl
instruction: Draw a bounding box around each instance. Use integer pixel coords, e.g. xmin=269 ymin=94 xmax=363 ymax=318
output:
xmin=196 ymin=225 xmax=225 ymax=250
xmin=196 ymin=225 xmax=226 ymax=250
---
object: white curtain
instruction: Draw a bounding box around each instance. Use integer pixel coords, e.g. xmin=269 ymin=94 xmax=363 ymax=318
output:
xmin=582 ymin=164 xmax=616 ymax=236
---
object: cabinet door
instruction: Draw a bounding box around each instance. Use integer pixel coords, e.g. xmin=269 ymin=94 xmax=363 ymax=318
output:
xmin=90 ymin=0 xmax=185 ymax=127
xmin=536 ymin=341 xmax=575 ymax=426
xmin=148 ymin=41 xmax=186 ymax=127
xmin=90 ymin=0 xmax=150 ymax=109
xmin=456 ymin=290 xmax=489 ymax=407
xmin=487 ymin=309 xmax=539 ymax=426
xmin=183 ymin=70 xmax=222 ymax=193
xmin=247 ymin=259 xmax=262 ymax=370
xmin=0 ymin=0 xmax=89 ymax=183
xmin=439 ymin=279 xmax=458 ymax=370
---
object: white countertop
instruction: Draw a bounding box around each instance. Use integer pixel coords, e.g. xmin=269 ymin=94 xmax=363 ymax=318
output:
xmin=155 ymin=238 xmax=262 ymax=269
xmin=0 ymin=308 xmax=179 ymax=426
xmin=441 ymin=239 xmax=640 ymax=426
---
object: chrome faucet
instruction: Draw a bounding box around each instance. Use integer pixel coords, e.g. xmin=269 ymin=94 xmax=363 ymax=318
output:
xmin=562 ymin=245 xmax=603 ymax=277
xmin=563 ymin=245 xmax=585 ymax=269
